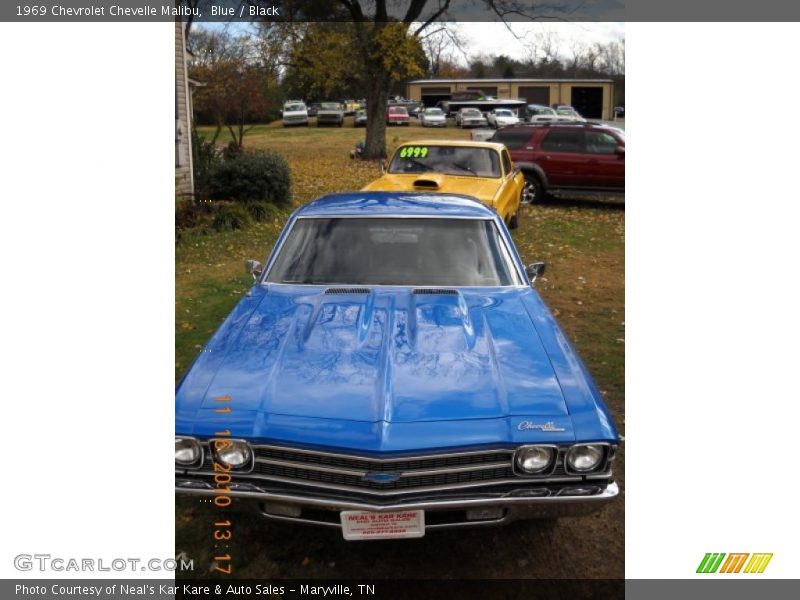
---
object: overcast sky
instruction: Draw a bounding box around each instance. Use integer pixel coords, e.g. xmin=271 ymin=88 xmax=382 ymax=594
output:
xmin=210 ymin=21 xmax=625 ymax=67
xmin=449 ymin=22 xmax=625 ymax=64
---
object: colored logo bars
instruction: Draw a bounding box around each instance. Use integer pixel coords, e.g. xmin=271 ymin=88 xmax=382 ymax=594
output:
xmin=696 ymin=553 xmax=773 ymax=574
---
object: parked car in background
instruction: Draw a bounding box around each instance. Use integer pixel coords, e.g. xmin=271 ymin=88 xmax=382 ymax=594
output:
xmin=282 ymin=101 xmax=309 ymax=127
xmin=486 ymin=108 xmax=520 ymax=129
xmin=317 ymin=102 xmax=345 ymax=127
xmin=343 ymin=100 xmax=360 ymax=115
xmin=455 ymin=108 xmax=488 ymax=128
xmin=353 ymin=109 xmax=367 ymax=127
xmin=362 ymin=140 xmax=523 ymax=229
xmin=307 ymin=103 xmax=321 ymax=117
xmin=419 ymin=107 xmax=447 ymax=127
xmin=613 ymin=106 xmax=625 ymax=119
xmin=520 ymin=104 xmax=558 ymax=123
xmin=175 ymin=191 xmax=620 ymax=539
xmin=554 ymin=106 xmax=586 ymax=122
xmin=387 ymin=105 xmax=410 ymax=126
xmin=409 ymin=104 xmax=425 ymax=119
xmin=491 ymin=123 xmax=625 ymax=204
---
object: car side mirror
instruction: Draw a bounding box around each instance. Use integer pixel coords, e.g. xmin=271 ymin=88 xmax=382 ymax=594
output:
xmin=245 ymin=259 xmax=262 ymax=281
xmin=526 ymin=262 xmax=546 ymax=285
xmin=616 ymin=145 xmax=625 ymax=156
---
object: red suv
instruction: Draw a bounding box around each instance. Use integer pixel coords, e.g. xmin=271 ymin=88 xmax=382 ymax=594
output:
xmin=491 ymin=123 xmax=625 ymax=203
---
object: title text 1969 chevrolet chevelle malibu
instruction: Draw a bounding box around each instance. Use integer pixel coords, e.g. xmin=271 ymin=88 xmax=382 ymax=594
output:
xmin=175 ymin=192 xmax=619 ymax=541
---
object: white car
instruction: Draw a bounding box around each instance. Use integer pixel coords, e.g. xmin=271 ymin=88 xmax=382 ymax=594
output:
xmin=524 ymin=105 xmax=558 ymax=123
xmin=486 ymin=109 xmax=520 ymax=129
xmin=282 ymin=101 xmax=309 ymax=127
xmin=419 ymin=107 xmax=447 ymax=127
xmin=455 ymin=108 xmax=488 ymax=128
xmin=555 ymin=106 xmax=586 ymax=122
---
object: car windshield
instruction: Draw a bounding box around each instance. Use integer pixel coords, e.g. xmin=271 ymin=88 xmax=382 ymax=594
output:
xmin=356 ymin=110 xmax=366 ymax=117
xmin=389 ymin=145 xmax=501 ymax=178
xmin=285 ymin=104 xmax=305 ymax=111
xmin=321 ymin=103 xmax=340 ymax=110
xmin=532 ymin=107 xmax=554 ymax=115
xmin=389 ymin=107 xmax=408 ymax=114
xmin=495 ymin=110 xmax=513 ymax=116
xmin=462 ymin=109 xmax=481 ymax=116
xmin=267 ymin=217 xmax=519 ymax=286
xmin=557 ymin=108 xmax=574 ymax=115
xmin=425 ymin=108 xmax=443 ymax=115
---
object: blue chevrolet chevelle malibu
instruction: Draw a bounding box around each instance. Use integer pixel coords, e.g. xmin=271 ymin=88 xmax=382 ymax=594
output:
xmin=175 ymin=192 xmax=619 ymax=540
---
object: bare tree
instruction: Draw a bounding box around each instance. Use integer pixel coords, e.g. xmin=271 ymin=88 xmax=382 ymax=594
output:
xmin=419 ymin=24 xmax=467 ymax=78
xmin=189 ymin=26 xmax=279 ymax=149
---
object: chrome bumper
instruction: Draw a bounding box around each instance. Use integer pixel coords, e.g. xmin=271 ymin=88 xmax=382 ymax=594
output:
xmin=176 ymin=482 xmax=618 ymax=529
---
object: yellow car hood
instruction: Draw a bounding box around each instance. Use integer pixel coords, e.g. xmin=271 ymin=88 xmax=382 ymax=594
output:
xmin=363 ymin=174 xmax=501 ymax=206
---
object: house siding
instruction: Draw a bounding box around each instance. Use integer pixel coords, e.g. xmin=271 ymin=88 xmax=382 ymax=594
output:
xmin=175 ymin=20 xmax=193 ymax=199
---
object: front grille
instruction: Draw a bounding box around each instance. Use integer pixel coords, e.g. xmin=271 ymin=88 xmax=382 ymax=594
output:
xmin=188 ymin=444 xmax=581 ymax=498
xmin=252 ymin=461 xmax=513 ymax=491
xmin=253 ymin=446 xmax=509 ymax=471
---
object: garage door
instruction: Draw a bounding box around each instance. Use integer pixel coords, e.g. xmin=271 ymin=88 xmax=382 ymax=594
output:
xmin=518 ymin=86 xmax=550 ymax=106
xmin=420 ymin=86 xmax=451 ymax=107
xmin=570 ymin=87 xmax=603 ymax=119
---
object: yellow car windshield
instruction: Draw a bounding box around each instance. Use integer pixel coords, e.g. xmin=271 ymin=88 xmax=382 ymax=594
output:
xmin=389 ymin=146 xmax=500 ymax=178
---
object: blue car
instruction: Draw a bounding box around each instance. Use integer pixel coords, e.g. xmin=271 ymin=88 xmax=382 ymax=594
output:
xmin=175 ymin=192 xmax=619 ymax=540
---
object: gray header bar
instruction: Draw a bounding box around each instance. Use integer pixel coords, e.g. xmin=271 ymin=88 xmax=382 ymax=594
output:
xmin=3 ymin=0 xmax=800 ymax=23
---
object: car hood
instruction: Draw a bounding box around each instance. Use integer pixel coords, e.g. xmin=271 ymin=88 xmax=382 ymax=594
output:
xmin=179 ymin=285 xmax=568 ymax=418
xmin=362 ymin=174 xmax=501 ymax=204
xmin=176 ymin=284 xmax=620 ymax=450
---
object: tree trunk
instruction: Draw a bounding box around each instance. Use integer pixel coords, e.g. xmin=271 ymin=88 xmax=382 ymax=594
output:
xmin=363 ymin=76 xmax=389 ymax=159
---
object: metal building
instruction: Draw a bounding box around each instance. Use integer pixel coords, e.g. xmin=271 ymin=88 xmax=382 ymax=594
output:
xmin=406 ymin=78 xmax=615 ymax=120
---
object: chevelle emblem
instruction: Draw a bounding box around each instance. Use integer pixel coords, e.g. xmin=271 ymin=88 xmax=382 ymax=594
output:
xmin=362 ymin=472 xmax=401 ymax=484
xmin=517 ymin=420 xmax=566 ymax=432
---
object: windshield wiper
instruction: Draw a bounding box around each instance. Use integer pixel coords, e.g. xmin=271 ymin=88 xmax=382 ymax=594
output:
xmin=404 ymin=159 xmax=432 ymax=172
xmin=451 ymin=162 xmax=476 ymax=175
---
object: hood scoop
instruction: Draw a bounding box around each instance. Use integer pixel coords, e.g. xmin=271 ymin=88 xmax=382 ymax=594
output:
xmin=413 ymin=179 xmax=440 ymax=190
xmin=324 ymin=287 xmax=370 ymax=295
xmin=413 ymin=288 xmax=458 ymax=295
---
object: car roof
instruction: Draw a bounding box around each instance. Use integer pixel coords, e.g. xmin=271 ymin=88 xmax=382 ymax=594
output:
xmin=497 ymin=122 xmax=613 ymax=132
xmin=396 ymin=139 xmax=506 ymax=151
xmin=295 ymin=192 xmax=498 ymax=218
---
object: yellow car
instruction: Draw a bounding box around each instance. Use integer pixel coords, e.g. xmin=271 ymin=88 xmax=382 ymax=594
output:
xmin=362 ymin=140 xmax=524 ymax=229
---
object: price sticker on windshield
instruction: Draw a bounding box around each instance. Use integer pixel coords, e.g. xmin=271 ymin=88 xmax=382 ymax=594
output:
xmin=400 ymin=146 xmax=429 ymax=158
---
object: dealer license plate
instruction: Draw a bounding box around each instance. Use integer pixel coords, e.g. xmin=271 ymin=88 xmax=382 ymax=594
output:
xmin=340 ymin=510 xmax=425 ymax=540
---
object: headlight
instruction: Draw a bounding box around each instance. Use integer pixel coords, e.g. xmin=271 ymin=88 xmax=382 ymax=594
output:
xmin=566 ymin=444 xmax=605 ymax=472
xmin=175 ymin=437 xmax=202 ymax=467
xmin=211 ymin=439 xmax=252 ymax=469
xmin=514 ymin=445 xmax=556 ymax=474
